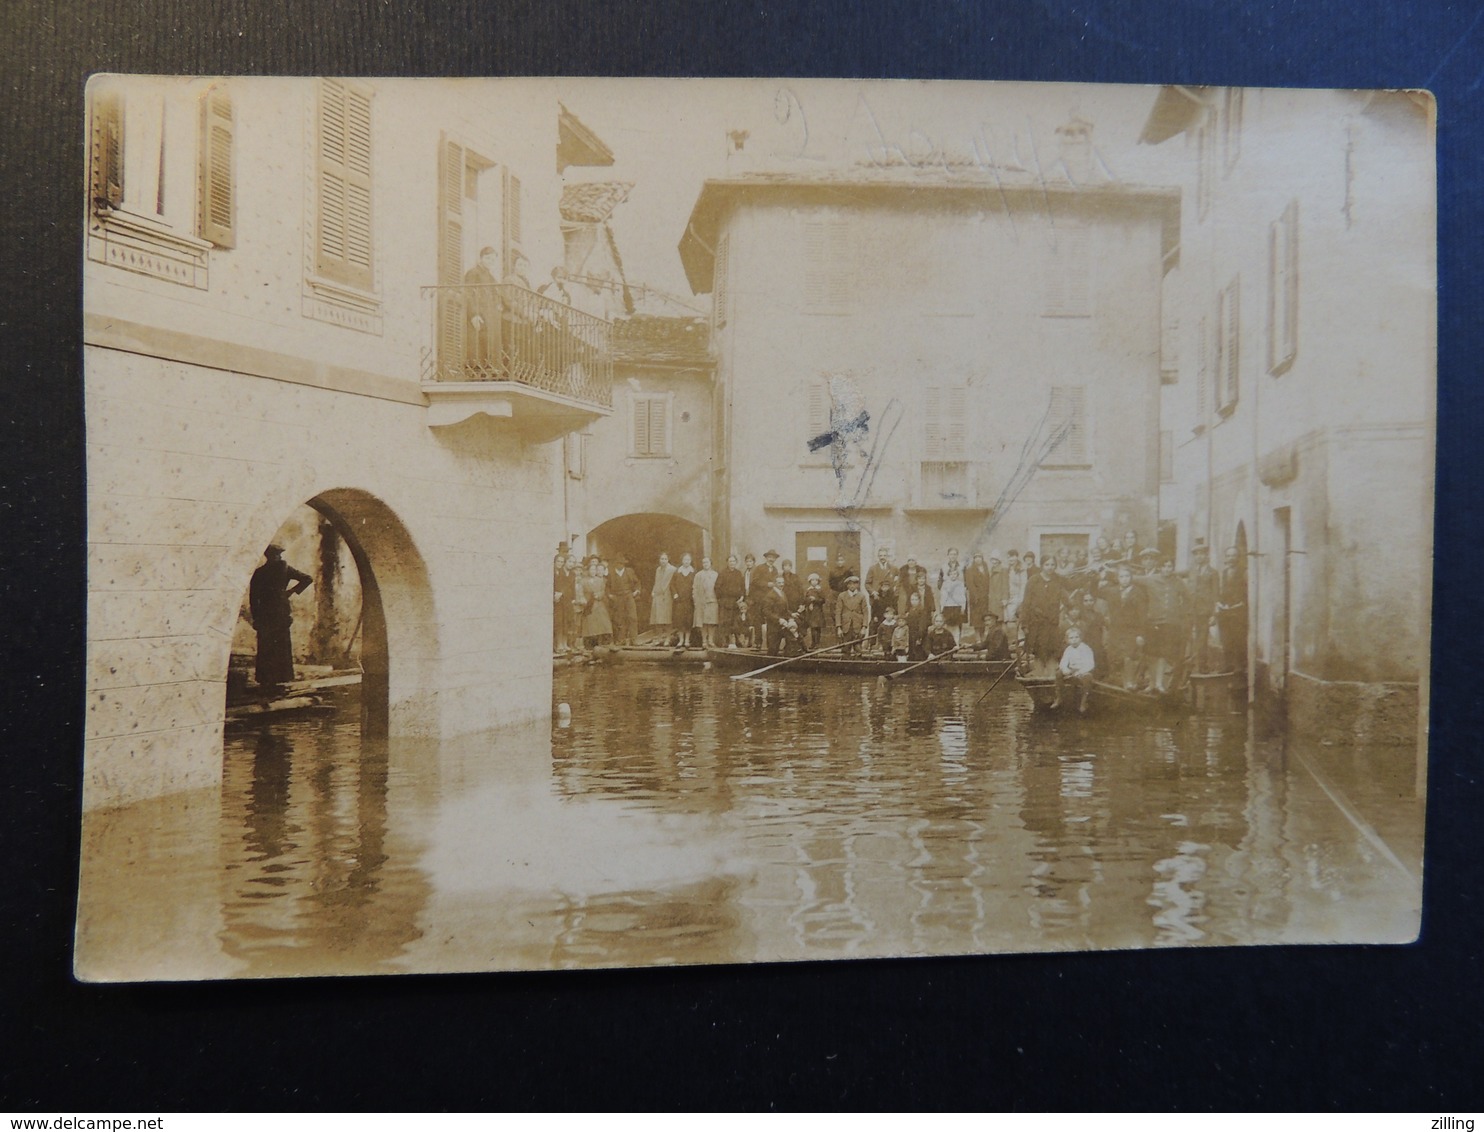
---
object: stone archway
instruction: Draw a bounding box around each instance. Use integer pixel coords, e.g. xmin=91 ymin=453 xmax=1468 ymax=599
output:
xmin=234 ymin=488 xmax=440 ymax=739
xmin=586 ymin=512 xmax=708 ymax=631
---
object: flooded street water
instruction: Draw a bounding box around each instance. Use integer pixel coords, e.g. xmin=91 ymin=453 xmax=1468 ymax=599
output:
xmin=76 ymin=665 xmax=1424 ymax=980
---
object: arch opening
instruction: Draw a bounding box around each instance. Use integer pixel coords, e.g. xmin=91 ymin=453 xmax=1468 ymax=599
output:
xmin=228 ymin=489 xmax=438 ymax=741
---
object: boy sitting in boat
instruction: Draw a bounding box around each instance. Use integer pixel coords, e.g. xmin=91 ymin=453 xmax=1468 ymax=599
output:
xmin=1051 ymin=626 xmax=1097 ymax=713
xmin=880 ymin=607 xmax=910 ymax=660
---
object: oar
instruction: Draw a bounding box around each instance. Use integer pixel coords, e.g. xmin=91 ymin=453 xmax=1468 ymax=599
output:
xmin=973 ymin=657 xmax=1020 ymax=705
xmin=886 ymin=642 xmax=969 ymax=678
xmin=729 ymin=634 xmax=874 ymax=680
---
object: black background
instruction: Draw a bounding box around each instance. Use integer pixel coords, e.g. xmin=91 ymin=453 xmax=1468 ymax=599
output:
xmin=2 ymin=0 xmax=1481 ymax=1111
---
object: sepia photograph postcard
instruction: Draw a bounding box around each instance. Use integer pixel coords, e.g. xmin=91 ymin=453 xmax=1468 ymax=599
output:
xmin=77 ymin=76 xmax=1435 ymax=981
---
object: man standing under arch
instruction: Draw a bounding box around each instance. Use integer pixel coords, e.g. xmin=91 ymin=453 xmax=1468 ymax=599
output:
xmin=249 ymin=543 xmax=313 ymax=694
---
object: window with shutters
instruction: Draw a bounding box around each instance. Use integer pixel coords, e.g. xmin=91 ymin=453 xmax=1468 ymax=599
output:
xmin=1041 ymin=385 xmax=1090 ymax=468
xmin=197 ymin=86 xmax=235 ymax=248
xmin=1043 ymin=222 xmax=1092 ymax=317
xmin=315 ymin=79 xmax=374 ymax=292
xmin=920 ymin=385 xmax=970 ymax=504
xmin=802 ymin=219 xmax=852 ymax=314
xmin=1268 ymin=200 xmax=1299 ymax=376
xmin=1215 ymin=277 xmax=1240 ymax=415
xmin=631 ymin=393 xmax=672 ymax=459
xmin=86 ymin=79 xmax=212 ymax=288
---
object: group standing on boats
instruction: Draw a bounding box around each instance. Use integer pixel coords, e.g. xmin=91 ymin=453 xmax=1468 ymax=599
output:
xmin=551 ymin=532 xmax=1248 ymax=698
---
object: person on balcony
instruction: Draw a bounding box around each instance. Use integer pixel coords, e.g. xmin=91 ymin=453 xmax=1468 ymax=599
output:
xmin=462 ymin=247 xmax=500 ymax=379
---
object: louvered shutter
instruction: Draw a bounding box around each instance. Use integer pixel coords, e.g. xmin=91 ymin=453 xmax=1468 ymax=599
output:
xmin=317 ymin=80 xmax=374 ymax=290
xmin=198 ymin=87 xmax=235 ymax=247
xmin=713 ymin=234 xmax=730 ymax=330
xmin=91 ymin=91 xmax=124 ymax=210
xmin=945 ymin=387 xmax=967 ymax=459
xmin=924 ymin=387 xmax=945 ymax=461
xmin=436 ymin=136 xmax=466 ymax=377
xmin=1197 ymin=315 xmax=1209 ymax=422
xmin=504 ymin=170 xmax=523 ymax=275
xmin=633 ymin=395 xmax=651 ymax=456
xmin=807 ymin=382 xmax=830 ymax=449
xmin=1046 ymin=386 xmax=1088 ymax=466
xmin=649 ymin=397 xmax=669 ymax=457
xmin=825 ymin=220 xmax=850 ymax=309
xmin=804 ymin=223 xmax=826 ymax=310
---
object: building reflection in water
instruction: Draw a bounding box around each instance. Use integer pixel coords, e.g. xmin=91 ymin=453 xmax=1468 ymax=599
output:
xmin=77 ymin=667 xmax=1423 ymax=979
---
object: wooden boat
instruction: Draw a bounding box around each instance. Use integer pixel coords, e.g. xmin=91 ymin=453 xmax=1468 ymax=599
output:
xmin=705 ymin=647 xmax=1014 ymax=678
xmin=1017 ymin=675 xmax=1189 ymax=715
xmin=592 ymin=644 xmax=709 ymax=666
xmin=225 ymin=694 xmax=337 ymax=726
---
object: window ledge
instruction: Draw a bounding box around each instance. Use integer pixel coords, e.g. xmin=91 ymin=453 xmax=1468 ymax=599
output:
xmin=304 ymin=273 xmax=383 ymax=334
xmin=87 ymin=208 xmax=211 ymax=289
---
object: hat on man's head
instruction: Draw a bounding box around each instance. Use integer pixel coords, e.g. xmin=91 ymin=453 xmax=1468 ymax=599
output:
xmin=266 ymin=543 xmax=284 ymax=555
xmin=846 ymin=575 xmax=860 ymax=584
xmin=764 ymin=549 xmax=779 ymax=559
xmin=1139 ymin=547 xmax=1161 ymax=560
xmin=558 ymin=541 xmax=570 ymax=553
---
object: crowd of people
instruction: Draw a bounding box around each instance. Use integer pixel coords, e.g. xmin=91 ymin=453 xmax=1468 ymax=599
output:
xmin=551 ymin=531 xmax=1249 ymax=690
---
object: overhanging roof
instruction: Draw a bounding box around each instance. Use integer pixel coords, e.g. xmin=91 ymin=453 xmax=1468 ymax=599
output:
xmin=558 ymin=103 xmax=615 ymax=172
xmin=677 ymin=173 xmax=1181 ymax=295
xmin=1139 ymin=86 xmax=1211 ymax=144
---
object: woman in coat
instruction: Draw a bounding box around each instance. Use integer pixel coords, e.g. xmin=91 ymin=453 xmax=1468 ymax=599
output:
xmin=670 ymin=552 xmax=698 ymax=647
xmin=693 ymin=556 xmax=720 ymax=647
xmin=580 ymin=557 xmax=613 ymax=646
xmin=649 ymin=552 xmax=676 ymax=641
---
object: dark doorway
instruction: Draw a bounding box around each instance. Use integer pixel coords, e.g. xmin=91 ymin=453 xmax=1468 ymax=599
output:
xmin=796 ymin=529 xmax=861 ymax=584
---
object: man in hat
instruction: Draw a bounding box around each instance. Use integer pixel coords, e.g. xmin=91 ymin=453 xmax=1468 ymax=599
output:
xmin=249 ymin=544 xmax=313 ymax=694
xmin=834 ymin=575 xmax=871 ymax=657
xmin=967 ymin=611 xmax=1012 ymax=661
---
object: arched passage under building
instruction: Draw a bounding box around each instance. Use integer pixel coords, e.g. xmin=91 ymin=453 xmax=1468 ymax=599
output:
xmin=586 ymin=512 xmax=708 ymax=630
xmin=230 ymin=488 xmax=439 ymax=739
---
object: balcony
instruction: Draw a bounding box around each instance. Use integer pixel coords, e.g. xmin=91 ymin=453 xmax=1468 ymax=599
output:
xmin=420 ymin=283 xmax=613 ymax=440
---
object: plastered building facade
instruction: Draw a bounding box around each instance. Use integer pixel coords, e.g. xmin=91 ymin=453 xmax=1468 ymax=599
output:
xmin=84 ymin=77 xmax=611 ymax=809
xmin=1143 ymin=87 xmax=1435 ymax=742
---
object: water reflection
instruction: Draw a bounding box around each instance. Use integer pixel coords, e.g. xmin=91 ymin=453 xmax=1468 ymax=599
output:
xmin=75 ymin=669 xmax=1424 ymax=980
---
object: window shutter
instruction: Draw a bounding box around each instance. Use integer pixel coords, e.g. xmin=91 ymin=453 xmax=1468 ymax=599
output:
xmin=91 ymin=90 xmax=124 ymax=211
xmin=924 ymin=386 xmax=945 ymax=461
xmin=1269 ymin=201 xmax=1299 ymax=375
xmin=649 ymin=397 xmax=669 ymax=456
xmin=806 ymin=382 xmax=830 ymax=447
xmin=198 ymin=87 xmax=235 ymax=247
xmin=1045 ymin=386 xmax=1088 ymax=466
xmin=633 ymin=395 xmax=650 ymax=456
xmin=713 ymin=233 xmax=730 ymax=330
xmin=504 ymin=170 xmax=523 ymax=274
xmin=945 ymin=386 xmax=967 ymax=458
xmin=1044 ymin=223 xmax=1090 ymax=316
xmin=804 ymin=222 xmax=826 ymax=309
xmin=436 ymin=136 xmax=466 ymax=376
xmin=316 ymin=80 xmax=374 ymax=290
xmin=826 ymin=220 xmax=850 ymax=309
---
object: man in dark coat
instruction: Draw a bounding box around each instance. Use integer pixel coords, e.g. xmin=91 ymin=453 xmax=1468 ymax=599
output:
xmin=249 ymin=544 xmax=313 ymax=692
xmin=964 ymin=552 xmax=993 ymax=630
xmin=1106 ymin=565 xmax=1150 ymax=689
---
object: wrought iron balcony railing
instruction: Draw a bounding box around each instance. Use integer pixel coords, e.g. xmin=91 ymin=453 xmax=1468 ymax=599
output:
xmin=421 ymin=283 xmax=613 ymax=408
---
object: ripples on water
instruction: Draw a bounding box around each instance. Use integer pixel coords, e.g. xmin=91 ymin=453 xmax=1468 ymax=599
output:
xmin=74 ymin=667 xmax=1424 ymax=980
